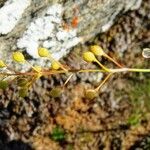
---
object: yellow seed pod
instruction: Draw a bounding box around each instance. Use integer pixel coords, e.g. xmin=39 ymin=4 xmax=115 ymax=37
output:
xmin=51 ymin=61 xmax=60 ymax=70
xmin=82 ymin=51 xmax=96 ymax=62
xmin=0 ymin=60 xmax=6 ymax=68
xmin=85 ymin=89 xmax=98 ymax=100
xmin=90 ymin=45 xmax=104 ymax=56
xmin=38 ymin=47 xmax=50 ymax=57
xmin=12 ymin=52 xmax=25 ymax=63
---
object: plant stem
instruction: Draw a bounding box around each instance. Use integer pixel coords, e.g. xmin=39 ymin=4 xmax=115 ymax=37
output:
xmin=128 ymin=68 xmax=150 ymax=73
xmin=25 ymin=61 xmax=40 ymax=73
xmin=104 ymin=53 xmax=123 ymax=68
xmin=0 ymin=68 xmax=150 ymax=77
xmin=48 ymin=56 xmax=68 ymax=72
xmin=95 ymin=73 xmax=112 ymax=91
xmin=63 ymin=74 xmax=73 ymax=87
xmin=94 ymin=59 xmax=110 ymax=72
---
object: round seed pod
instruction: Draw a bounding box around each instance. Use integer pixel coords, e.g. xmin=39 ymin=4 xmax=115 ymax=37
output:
xmin=17 ymin=78 xmax=28 ymax=87
xmin=85 ymin=89 xmax=98 ymax=100
xmin=51 ymin=61 xmax=60 ymax=70
xmin=12 ymin=52 xmax=25 ymax=63
xmin=50 ymin=87 xmax=62 ymax=98
xmin=19 ymin=88 xmax=28 ymax=98
xmin=38 ymin=47 xmax=50 ymax=57
xmin=82 ymin=51 xmax=96 ymax=62
xmin=90 ymin=45 xmax=104 ymax=56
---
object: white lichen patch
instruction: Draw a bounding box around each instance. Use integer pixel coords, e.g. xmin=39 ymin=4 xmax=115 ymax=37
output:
xmin=0 ymin=0 xmax=30 ymax=34
xmin=17 ymin=4 xmax=81 ymax=60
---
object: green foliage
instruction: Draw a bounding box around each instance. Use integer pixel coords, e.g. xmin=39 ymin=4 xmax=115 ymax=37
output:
xmin=130 ymin=78 xmax=150 ymax=111
xmin=50 ymin=126 xmax=66 ymax=141
xmin=127 ymin=112 xmax=141 ymax=126
xmin=0 ymin=80 xmax=8 ymax=90
xmin=125 ymin=72 xmax=150 ymax=126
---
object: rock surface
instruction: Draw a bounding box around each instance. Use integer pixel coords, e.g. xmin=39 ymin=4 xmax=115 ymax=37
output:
xmin=0 ymin=0 xmax=142 ymax=70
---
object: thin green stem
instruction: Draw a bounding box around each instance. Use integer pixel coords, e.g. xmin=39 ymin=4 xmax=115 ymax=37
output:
xmin=0 ymin=67 xmax=150 ymax=77
xmin=95 ymin=73 xmax=112 ymax=91
xmin=94 ymin=59 xmax=110 ymax=72
xmin=63 ymin=74 xmax=73 ymax=87
xmin=25 ymin=61 xmax=40 ymax=73
xmin=104 ymin=53 xmax=123 ymax=68
xmin=48 ymin=55 xmax=68 ymax=72
xmin=128 ymin=68 xmax=150 ymax=73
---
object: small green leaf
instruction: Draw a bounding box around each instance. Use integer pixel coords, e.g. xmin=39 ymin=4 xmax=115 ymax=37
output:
xmin=50 ymin=126 xmax=66 ymax=141
xmin=127 ymin=114 xmax=141 ymax=126
xmin=0 ymin=80 xmax=8 ymax=90
xmin=19 ymin=88 xmax=28 ymax=98
xmin=50 ymin=87 xmax=62 ymax=98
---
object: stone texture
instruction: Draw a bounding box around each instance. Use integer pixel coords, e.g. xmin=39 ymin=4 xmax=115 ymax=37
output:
xmin=0 ymin=0 xmax=142 ymax=70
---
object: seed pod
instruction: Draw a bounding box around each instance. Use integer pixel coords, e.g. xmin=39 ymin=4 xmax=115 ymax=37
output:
xmin=17 ymin=78 xmax=28 ymax=87
xmin=142 ymin=48 xmax=150 ymax=58
xmin=82 ymin=51 xmax=96 ymax=62
xmin=50 ymin=87 xmax=62 ymax=98
xmin=85 ymin=89 xmax=98 ymax=100
xmin=12 ymin=52 xmax=25 ymax=63
xmin=90 ymin=45 xmax=104 ymax=56
xmin=0 ymin=60 xmax=6 ymax=68
xmin=51 ymin=61 xmax=60 ymax=70
xmin=38 ymin=47 xmax=50 ymax=57
xmin=19 ymin=88 xmax=28 ymax=98
xmin=0 ymin=80 xmax=8 ymax=90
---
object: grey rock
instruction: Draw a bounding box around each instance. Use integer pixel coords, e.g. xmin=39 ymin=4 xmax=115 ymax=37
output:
xmin=0 ymin=0 xmax=142 ymax=71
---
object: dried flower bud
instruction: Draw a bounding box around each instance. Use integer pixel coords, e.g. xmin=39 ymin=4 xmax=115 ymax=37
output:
xmin=51 ymin=61 xmax=60 ymax=70
xmin=38 ymin=47 xmax=50 ymax=57
xmin=0 ymin=60 xmax=6 ymax=68
xmin=12 ymin=52 xmax=25 ymax=63
xmin=83 ymin=51 xmax=96 ymax=62
xmin=90 ymin=45 xmax=104 ymax=56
